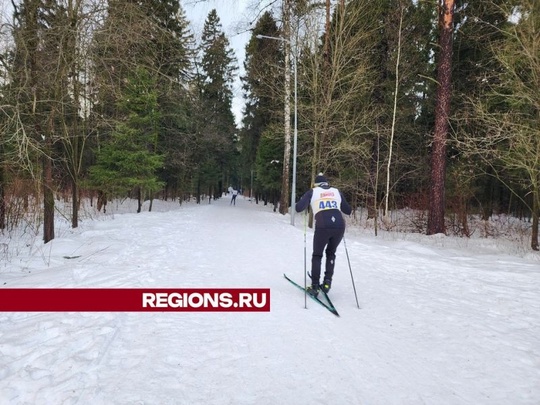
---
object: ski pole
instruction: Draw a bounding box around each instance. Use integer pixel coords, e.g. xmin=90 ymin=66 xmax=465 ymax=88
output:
xmin=303 ymin=210 xmax=307 ymax=309
xmin=343 ymin=236 xmax=360 ymax=309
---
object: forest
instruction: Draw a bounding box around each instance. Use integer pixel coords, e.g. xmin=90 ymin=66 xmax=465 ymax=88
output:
xmin=0 ymin=0 xmax=538 ymax=251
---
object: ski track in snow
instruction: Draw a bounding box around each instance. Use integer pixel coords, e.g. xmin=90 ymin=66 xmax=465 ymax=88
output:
xmin=0 ymin=197 xmax=539 ymax=404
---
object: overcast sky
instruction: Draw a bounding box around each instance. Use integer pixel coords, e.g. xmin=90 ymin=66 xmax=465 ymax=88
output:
xmin=183 ymin=0 xmax=259 ymax=127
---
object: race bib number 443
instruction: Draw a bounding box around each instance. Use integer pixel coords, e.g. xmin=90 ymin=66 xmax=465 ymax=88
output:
xmin=319 ymin=200 xmax=338 ymax=210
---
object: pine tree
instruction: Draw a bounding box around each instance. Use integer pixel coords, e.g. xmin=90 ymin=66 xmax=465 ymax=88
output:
xmin=427 ymin=0 xmax=456 ymax=235
xmin=89 ymin=68 xmax=164 ymax=213
xmin=149 ymin=0 xmax=195 ymax=199
xmin=199 ymin=9 xmax=237 ymax=133
xmin=195 ymin=9 xmax=238 ymax=199
xmin=449 ymin=0 xmax=516 ymax=228
xmin=240 ymin=11 xmax=283 ymax=201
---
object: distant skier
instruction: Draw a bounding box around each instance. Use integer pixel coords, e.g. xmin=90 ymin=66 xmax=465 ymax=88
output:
xmin=230 ymin=189 xmax=239 ymax=206
xmin=295 ymin=173 xmax=352 ymax=297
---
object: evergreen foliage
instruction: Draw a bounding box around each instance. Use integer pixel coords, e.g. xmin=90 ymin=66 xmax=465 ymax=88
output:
xmin=89 ymin=68 xmax=164 ymax=201
xmin=240 ymin=11 xmax=283 ymax=201
xmin=193 ymin=9 xmax=238 ymax=199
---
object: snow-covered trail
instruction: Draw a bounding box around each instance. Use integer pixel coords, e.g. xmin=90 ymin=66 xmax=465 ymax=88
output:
xmin=0 ymin=197 xmax=539 ymax=404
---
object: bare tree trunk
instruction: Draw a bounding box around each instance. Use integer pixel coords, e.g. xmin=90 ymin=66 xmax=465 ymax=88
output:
xmin=67 ymin=0 xmax=83 ymax=229
xmin=70 ymin=111 xmax=80 ymax=228
xmin=532 ymin=186 xmax=539 ymax=251
xmin=71 ymin=178 xmax=78 ymax=228
xmin=371 ymin=132 xmax=380 ymax=236
xmin=279 ymin=0 xmax=292 ymax=215
xmin=0 ymin=154 xmax=5 ymax=230
xmin=367 ymin=138 xmax=379 ymax=221
xmin=427 ymin=0 xmax=455 ymax=235
xmin=369 ymin=9 xmax=389 ymax=222
xmin=384 ymin=5 xmax=404 ymax=223
xmin=137 ymin=187 xmax=142 ymax=213
xmin=324 ymin=0 xmax=330 ymax=59
xmin=43 ymin=139 xmax=55 ymax=243
xmin=196 ymin=175 xmax=201 ymax=204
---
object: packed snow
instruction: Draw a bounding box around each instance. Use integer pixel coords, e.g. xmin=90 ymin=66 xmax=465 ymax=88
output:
xmin=1 ymin=195 xmax=539 ymax=404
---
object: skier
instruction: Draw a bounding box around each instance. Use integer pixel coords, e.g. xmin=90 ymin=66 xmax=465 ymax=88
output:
xmin=295 ymin=173 xmax=352 ymax=297
xmin=230 ymin=189 xmax=239 ymax=206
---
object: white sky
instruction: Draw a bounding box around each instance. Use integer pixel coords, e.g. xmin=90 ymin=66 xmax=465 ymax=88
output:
xmin=183 ymin=0 xmax=258 ymax=127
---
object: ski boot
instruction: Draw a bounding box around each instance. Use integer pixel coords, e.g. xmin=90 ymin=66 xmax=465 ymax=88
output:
xmin=321 ymin=279 xmax=332 ymax=294
xmin=306 ymin=284 xmax=320 ymax=298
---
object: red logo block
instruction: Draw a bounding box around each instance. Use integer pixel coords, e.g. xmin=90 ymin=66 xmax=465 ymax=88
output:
xmin=0 ymin=288 xmax=271 ymax=312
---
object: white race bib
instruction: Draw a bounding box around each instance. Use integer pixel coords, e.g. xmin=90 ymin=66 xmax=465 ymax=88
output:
xmin=310 ymin=187 xmax=342 ymax=216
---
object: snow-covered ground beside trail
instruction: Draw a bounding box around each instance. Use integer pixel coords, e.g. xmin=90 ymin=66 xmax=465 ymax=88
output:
xmin=1 ymin=196 xmax=539 ymax=404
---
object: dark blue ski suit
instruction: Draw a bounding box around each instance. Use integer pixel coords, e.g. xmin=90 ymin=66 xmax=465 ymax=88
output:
xmin=295 ymin=182 xmax=352 ymax=287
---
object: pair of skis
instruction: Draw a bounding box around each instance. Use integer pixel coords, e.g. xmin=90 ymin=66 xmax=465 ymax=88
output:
xmin=283 ymin=273 xmax=340 ymax=317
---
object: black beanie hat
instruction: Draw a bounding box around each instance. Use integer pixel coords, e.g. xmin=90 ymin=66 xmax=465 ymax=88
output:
xmin=314 ymin=173 xmax=328 ymax=186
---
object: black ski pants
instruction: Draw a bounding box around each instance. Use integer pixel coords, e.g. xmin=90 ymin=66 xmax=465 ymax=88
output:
xmin=311 ymin=227 xmax=345 ymax=285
